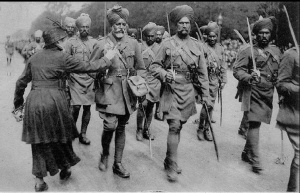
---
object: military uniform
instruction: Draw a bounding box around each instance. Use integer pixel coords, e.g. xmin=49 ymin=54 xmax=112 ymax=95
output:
xmin=91 ymin=31 xmax=146 ymax=177
xmin=136 ymin=40 xmax=161 ymax=140
xmin=234 ymin=43 xmax=282 ymax=172
xmin=276 ymin=47 xmax=299 ymax=192
xmin=150 ymin=33 xmax=209 ymax=181
xmin=64 ymin=36 xmax=98 ymax=105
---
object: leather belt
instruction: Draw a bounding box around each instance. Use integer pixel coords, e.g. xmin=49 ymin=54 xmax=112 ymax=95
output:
xmin=32 ymin=79 xmax=66 ymax=90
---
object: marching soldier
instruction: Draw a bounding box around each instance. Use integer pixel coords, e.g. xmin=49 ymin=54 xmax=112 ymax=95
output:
xmin=136 ymin=22 xmax=161 ymax=141
xmin=149 ymin=5 xmax=209 ymax=182
xmin=64 ymin=13 xmax=98 ymax=145
xmin=61 ymin=17 xmax=77 ymax=49
xmin=155 ymin=25 xmax=165 ymax=46
xmin=23 ymin=30 xmax=44 ymax=59
xmin=90 ymin=5 xmax=147 ymax=178
xmin=233 ymin=16 xmax=282 ymax=174
xmin=276 ymin=46 xmax=299 ymax=192
xmin=197 ymin=21 xmax=227 ymax=141
xmin=5 ymin=35 xmax=14 ymax=75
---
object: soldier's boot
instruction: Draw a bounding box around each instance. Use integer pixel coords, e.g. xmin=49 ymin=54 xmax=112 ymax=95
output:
xmin=197 ymin=116 xmax=206 ymax=141
xmin=252 ymin=161 xmax=263 ymax=174
xmin=113 ymin=125 xmax=130 ymax=178
xmin=238 ymin=127 xmax=248 ymax=140
xmin=112 ymin=162 xmax=130 ymax=178
xmin=136 ymin=128 xmax=143 ymax=141
xmin=164 ymin=157 xmax=178 ymax=182
xmin=197 ymin=129 xmax=205 ymax=141
xmin=204 ymin=129 xmax=213 ymax=141
xmin=99 ymin=130 xmax=114 ymax=171
xmin=98 ymin=154 xmax=109 ymax=172
xmin=241 ymin=150 xmax=254 ymax=164
xmin=164 ymin=157 xmax=182 ymax=174
xmin=143 ymin=129 xmax=154 ymax=140
xmin=79 ymin=105 xmax=91 ymax=145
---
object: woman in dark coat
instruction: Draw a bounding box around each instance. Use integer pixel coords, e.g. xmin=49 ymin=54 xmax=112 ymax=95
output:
xmin=13 ymin=26 xmax=116 ymax=192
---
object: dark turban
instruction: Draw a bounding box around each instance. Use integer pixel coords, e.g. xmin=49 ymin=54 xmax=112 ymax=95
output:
xmin=76 ymin=13 xmax=91 ymax=28
xmin=43 ymin=27 xmax=67 ymax=47
xmin=169 ymin=5 xmax=194 ymax=24
xmin=127 ymin=28 xmax=138 ymax=37
xmin=205 ymin=21 xmax=219 ymax=35
xmin=107 ymin=5 xmax=129 ymax=26
xmin=199 ymin=25 xmax=207 ymax=34
xmin=155 ymin=25 xmax=166 ymax=35
xmin=252 ymin=16 xmax=275 ymax=35
xmin=142 ymin=22 xmax=157 ymax=36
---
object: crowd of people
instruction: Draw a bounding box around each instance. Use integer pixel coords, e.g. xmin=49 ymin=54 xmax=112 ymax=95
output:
xmin=9 ymin=3 xmax=299 ymax=192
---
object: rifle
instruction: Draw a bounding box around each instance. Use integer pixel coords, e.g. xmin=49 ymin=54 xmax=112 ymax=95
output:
xmin=203 ymin=103 xmax=219 ymax=161
xmin=195 ymin=22 xmax=204 ymax=42
xmin=217 ymin=78 xmax=223 ymax=126
xmin=283 ymin=5 xmax=299 ymax=55
xmin=247 ymin=17 xmax=260 ymax=80
xmin=166 ymin=10 xmax=176 ymax=80
xmin=139 ymin=101 xmax=153 ymax=159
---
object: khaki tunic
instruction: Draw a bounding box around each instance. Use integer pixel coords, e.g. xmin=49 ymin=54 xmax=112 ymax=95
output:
xmin=233 ymin=44 xmax=282 ymax=124
xmin=90 ymin=33 xmax=147 ymax=115
xmin=276 ymin=47 xmax=299 ymax=128
xmin=150 ymin=35 xmax=209 ymax=122
xmin=141 ymin=41 xmax=161 ymax=102
xmin=203 ymin=43 xmax=227 ymax=106
xmin=64 ymin=36 xmax=98 ymax=105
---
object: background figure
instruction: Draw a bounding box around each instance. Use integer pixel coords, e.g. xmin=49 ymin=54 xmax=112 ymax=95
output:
xmin=233 ymin=17 xmax=281 ymax=174
xmin=197 ymin=21 xmax=227 ymax=141
xmin=61 ymin=16 xmax=77 ymax=48
xmin=155 ymin=25 xmax=165 ymax=46
xmin=64 ymin=13 xmax=98 ymax=145
xmin=90 ymin=4 xmax=147 ymax=179
xmin=13 ymin=25 xmax=112 ymax=192
xmin=127 ymin=28 xmax=138 ymax=39
xmin=24 ymin=30 xmax=44 ymax=59
xmin=136 ymin=22 xmax=161 ymax=141
xmin=162 ymin=31 xmax=170 ymax=41
xmin=150 ymin=5 xmax=209 ymax=182
xmin=5 ymin=35 xmax=14 ymax=75
xmin=276 ymin=46 xmax=299 ymax=192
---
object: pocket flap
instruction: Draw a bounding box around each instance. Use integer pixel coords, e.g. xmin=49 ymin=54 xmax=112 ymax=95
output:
xmin=128 ymin=75 xmax=146 ymax=86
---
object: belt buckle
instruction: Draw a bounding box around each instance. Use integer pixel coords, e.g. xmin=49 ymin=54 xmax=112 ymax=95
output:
xmin=117 ymin=69 xmax=122 ymax=77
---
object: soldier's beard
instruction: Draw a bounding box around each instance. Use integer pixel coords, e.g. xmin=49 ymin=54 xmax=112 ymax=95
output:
xmin=113 ymin=30 xmax=125 ymax=40
xmin=80 ymin=31 xmax=89 ymax=38
xmin=67 ymin=31 xmax=74 ymax=37
xmin=156 ymin=38 xmax=162 ymax=43
xmin=177 ymin=30 xmax=189 ymax=39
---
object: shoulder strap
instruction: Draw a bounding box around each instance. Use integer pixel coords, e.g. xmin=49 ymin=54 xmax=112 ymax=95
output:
xmin=106 ymin=37 xmax=129 ymax=69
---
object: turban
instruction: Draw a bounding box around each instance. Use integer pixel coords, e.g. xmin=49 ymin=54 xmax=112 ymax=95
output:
xmin=155 ymin=25 xmax=165 ymax=35
xmin=76 ymin=13 xmax=91 ymax=28
xmin=43 ymin=27 xmax=67 ymax=47
xmin=199 ymin=25 xmax=207 ymax=34
xmin=169 ymin=5 xmax=194 ymax=24
xmin=252 ymin=16 xmax=275 ymax=35
xmin=34 ymin=30 xmax=43 ymax=38
xmin=127 ymin=28 xmax=138 ymax=37
xmin=205 ymin=21 xmax=219 ymax=35
xmin=107 ymin=5 xmax=129 ymax=26
xmin=162 ymin=31 xmax=170 ymax=39
xmin=142 ymin=22 xmax=157 ymax=36
xmin=64 ymin=17 xmax=76 ymax=27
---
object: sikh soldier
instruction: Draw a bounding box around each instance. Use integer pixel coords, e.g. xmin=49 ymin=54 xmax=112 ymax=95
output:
xmin=5 ymin=35 xmax=14 ymax=75
xmin=24 ymin=30 xmax=44 ymax=59
xmin=233 ymin=16 xmax=281 ymax=174
xmin=275 ymin=46 xmax=299 ymax=192
xmin=90 ymin=5 xmax=147 ymax=178
xmin=64 ymin=13 xmax=98 ymax=145
xmin=155 ymin=25 xmax=165 ymax=46
xmin=136 ymin=22 xmax=161 ymax=141
xmin=61 ymin=17 xmax=77 ymax=48
xmin=127 ymin=28 xmax=138 ymax=39
xmin=197 ymin=21 xmax=227 ymax=141
xmin=149 ymin=5 xmax=209 ymax=182
xmin=199 ymin=25 xmax=208 ymax=42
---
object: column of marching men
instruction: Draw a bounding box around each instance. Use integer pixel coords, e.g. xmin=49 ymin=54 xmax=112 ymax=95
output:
xmin=12 ymin=4 xmax=299 ymax=192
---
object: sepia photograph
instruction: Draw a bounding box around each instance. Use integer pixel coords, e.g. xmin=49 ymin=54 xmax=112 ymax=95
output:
xmin=0 ymin=1 xmax=299 ymax=192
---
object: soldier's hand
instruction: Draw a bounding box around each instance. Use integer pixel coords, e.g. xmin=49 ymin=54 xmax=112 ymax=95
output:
xmin=105 ymin=48 xmax=117 ymax=60
xmin=201 ymin=97 xmax=212 ymax=108
xmin=165 ymin=70 xmax=174 ymax=83
xmin=249 ymin=71 xmax=260 ymax=84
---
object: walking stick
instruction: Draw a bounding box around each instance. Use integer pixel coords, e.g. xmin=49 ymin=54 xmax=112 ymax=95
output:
xmin=139 ymin=101 xmax=153 ymax=159
xmin=275 ymin=128 xmax=286 ymax=165
xmin=283 ymin=5 xmax=299 ymax=55
xmin=203 ymin=103 xmax=219 ymax=161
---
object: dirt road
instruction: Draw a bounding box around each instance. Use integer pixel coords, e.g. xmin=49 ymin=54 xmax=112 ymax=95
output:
xmin=0 ymin=45 xmax=294 ymax=192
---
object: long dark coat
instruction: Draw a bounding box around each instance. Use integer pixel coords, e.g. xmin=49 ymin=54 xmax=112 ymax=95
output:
xmin=14 ymin=47 xmax=111 ymax=144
